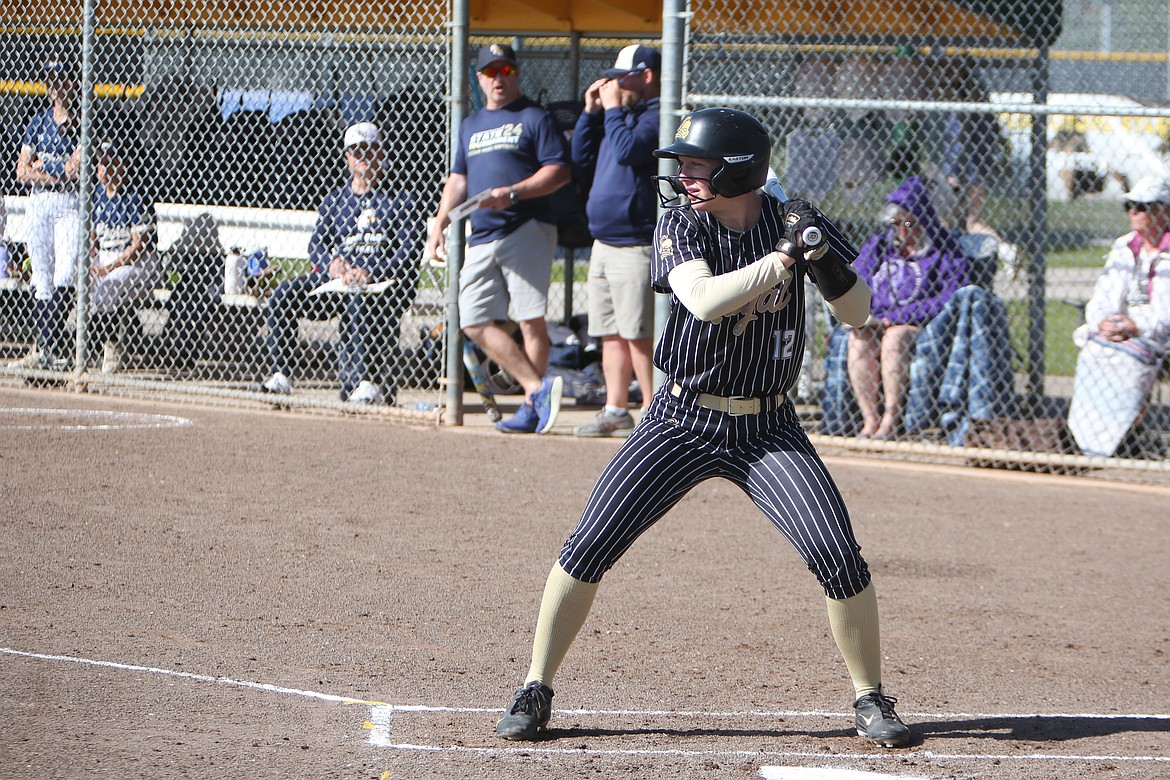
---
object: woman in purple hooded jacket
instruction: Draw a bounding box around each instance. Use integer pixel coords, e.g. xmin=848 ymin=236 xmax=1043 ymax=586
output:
xmin=848 ymin=176 xmax=969 ymax=438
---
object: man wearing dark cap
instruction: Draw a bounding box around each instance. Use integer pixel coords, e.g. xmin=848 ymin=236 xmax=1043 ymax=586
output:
xmin=569 ymin=44 xmax=661 ymax=437
xmin=11 ymin=57 xmax=82 ymax=370
xmin=425 ymin=43 xmax=571 ymax=434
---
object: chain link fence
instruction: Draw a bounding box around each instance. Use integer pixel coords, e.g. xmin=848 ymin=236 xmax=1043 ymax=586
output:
xmin=2 ymin=2 xmax=1169 ymax=480
xmin=1 ymin=8 xmax=453 ymax=417
xmin=687 ymin=0 xmax=1170 ymax=480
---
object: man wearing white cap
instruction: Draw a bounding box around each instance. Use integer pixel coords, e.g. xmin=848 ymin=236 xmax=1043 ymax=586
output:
xmin=569 ymin=44 xmax=661 ymax=437
xmin=257 ymin=122 xmax=421 ymax=405
xmin=425 ymin=43 xmax=571 ymax=434
xmin=1068 ymin=174 xmax=1170 ymax=457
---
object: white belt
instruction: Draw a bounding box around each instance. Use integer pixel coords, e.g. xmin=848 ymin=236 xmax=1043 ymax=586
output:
xmin=669 ymin=382 xmax=786 ymax=416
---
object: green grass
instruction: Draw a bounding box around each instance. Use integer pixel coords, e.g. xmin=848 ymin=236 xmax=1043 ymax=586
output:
xmin=1047 ymin=244 xmax=1108 ymax=269
xmin=1006 ymin=298 xmax=1084 ymax=377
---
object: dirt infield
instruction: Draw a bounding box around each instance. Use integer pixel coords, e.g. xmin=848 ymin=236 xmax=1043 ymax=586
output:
xmin=1 ymin=386 xmax=1167 ymax=780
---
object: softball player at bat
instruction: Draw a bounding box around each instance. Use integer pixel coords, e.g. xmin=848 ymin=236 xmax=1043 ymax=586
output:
xmin=495 ymin=107 xmax=911 ymax=748
xmin=12 ymin=57 xmax=82 ymax=370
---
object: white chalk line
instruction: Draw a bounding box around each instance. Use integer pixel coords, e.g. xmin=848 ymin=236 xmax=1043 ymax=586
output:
xmin=4 ymin=647 xmax=1168 ymax=766
xmin=0 ymin=647 xmax=377 ymax=706
xmin=367 ymin=740 xmax=1170 ymax=765
xmin=0 ymin=407 xmax=193 ymax=430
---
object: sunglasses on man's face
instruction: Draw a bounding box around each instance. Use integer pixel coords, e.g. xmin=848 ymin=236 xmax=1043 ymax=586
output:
xmin=481 ymin=63 xmax=517 ymax=79
xmin=1124 ymin=201 xmax=1152 ymax=213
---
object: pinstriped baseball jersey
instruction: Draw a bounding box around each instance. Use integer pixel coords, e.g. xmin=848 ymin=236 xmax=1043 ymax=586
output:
xmin=651 ymin=192 xmax=857 ymax=398
xmin=556 ymin=192 xmax=870 ymax=598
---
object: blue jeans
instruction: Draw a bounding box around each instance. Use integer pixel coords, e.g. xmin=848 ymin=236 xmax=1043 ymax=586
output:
xmin=265 ymin=272 xmax=405 ymax=399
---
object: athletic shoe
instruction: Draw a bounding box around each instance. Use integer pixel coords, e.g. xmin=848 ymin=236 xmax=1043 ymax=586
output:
xmin=573 ymin=408 xmax=635 ymax=438
xmin=257 ymin=371 xmax=292 ymax=395
xmin=495 ymin=681 xmax=554 ymax=740
xmin=8 ymin=349 xmax=40 ymax=368
xmin=853 ymin=690 xmax=911 ymax=747
xmin=531 ymin=375 xmax=563 ymax=434
xmin=347 ymin=380 xmax=384 ymax=405
xmin=496 ymin=402 xmax=539 ymax=434
xmin=101 ymin=341 xmax=123 ymax=374
xmin=39 ymin=355 xmax=71 ymax=372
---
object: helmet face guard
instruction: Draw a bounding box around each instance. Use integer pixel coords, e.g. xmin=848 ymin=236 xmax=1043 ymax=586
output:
xmin=653 ymin=107 xmax=771 ymax=208
xmin=651 ymin=171 xmax=716 ymax=210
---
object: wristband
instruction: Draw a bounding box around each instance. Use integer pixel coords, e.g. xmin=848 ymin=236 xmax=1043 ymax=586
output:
xmin=777 ymin=240 xmax=800 ymax=259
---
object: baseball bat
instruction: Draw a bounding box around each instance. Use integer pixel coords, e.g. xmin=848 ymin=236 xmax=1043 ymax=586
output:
xmin=764 ymin=169 xmax=823 ymax=249
xmin=462 ymin=341 xmax=502 ymax=422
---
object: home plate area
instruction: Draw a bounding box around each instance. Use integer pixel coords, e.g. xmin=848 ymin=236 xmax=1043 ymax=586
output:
xmin=364 ymin=703 xmax=1170 ymax=777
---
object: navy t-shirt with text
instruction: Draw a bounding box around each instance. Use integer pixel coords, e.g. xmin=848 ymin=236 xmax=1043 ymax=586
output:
xmin=453 ymin=96 xmax=567 ymax=246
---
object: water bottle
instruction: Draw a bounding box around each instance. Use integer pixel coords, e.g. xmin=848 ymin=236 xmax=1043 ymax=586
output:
xmin=223 ymin=247 xmax=246 ymax=295
xmin=0 ymin=245 xmax=9 ymax=279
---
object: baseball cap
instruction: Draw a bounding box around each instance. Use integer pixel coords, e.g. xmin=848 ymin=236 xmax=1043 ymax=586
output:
xmin=1121 ymin=175 xmax=1170 ymax=204
xmin=43 ymin=58 xmax=78 ymax=81
xmin=477 ymin=43 xmax=518 ymax=72
xmin=343 ymin=122 xmax=382 ymax=149
xmin=601 ymin=44 xmax=661 ymax=78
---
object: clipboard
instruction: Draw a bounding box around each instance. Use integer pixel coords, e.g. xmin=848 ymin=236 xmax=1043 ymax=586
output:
xmin=447 ymin=189 xmax=493 ymax=222
xmin=309 ymin=277 xmax=394 ymax=295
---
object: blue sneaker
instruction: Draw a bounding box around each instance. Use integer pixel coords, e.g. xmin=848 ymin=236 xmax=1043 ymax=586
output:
xmin=531 ymin=376 xmax=563 ymax=434
xmin=496 ymin=402 xmax=539 ymax=434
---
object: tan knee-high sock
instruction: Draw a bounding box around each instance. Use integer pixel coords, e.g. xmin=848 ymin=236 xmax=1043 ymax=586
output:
xmin=525 ymin=563 xmax=600 ymax=687
xmin=825 ymin=582 xmax=883 ymax=699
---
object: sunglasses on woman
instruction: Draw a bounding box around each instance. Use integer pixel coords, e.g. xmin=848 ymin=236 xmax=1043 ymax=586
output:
xmin=481 ymin=63 xmax=517 ymax=78
xmin=1124 ymin=201 xmax=1151 ymax=213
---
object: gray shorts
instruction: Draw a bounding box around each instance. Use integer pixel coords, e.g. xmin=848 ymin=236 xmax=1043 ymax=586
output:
xmin=586 ymin=241 xmax=654 ymax=340
xmin=460 ymin=219 xmax=556 ymax=327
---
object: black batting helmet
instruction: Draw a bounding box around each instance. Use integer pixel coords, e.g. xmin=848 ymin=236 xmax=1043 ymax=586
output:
xmin=654 ymin=107 xmax=771 ymax=198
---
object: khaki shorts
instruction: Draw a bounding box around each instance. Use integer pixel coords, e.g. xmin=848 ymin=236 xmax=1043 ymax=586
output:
xmin=459 ymin=219 xmax=556 ymax=327
xmin=586 ymin=241 xmax=654 ymax=340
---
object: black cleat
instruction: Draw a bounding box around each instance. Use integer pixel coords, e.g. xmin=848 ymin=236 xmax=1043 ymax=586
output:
xmin=495 ymin=681 xmax=554 ymax=740
xmin=853 ymin=690 xmax=911 ymax=747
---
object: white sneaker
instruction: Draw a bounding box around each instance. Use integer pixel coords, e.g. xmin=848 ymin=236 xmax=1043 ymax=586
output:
xmin=259 ymin=371 xmax=292 ymax=394
xmin=8 ymin=348 xmax=39 ymax=368
xmin=348 ymin=380 xmax=384 ymax=405
xmin=101 ymin=341 xmax=123 ymax=374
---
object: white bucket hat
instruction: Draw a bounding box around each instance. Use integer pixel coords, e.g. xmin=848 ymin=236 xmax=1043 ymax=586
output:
xmin=1121 ymin=175 xmax=1170 ymax=204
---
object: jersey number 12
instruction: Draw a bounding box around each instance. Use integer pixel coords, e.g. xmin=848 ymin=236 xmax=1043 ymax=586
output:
xmin=773 ymin=329 xmax=796 ymax=360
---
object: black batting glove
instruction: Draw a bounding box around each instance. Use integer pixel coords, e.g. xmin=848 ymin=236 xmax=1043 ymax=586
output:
xmin=782 ymin=199 xmax=826 ymax=260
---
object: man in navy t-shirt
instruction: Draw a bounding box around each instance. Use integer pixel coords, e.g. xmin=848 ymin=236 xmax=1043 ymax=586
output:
xmin=424 ymin=43 xmax=571 ymax=434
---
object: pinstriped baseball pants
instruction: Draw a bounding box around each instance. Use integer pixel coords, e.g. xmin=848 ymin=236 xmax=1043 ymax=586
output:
xmin=558 ymin=388 xmax=871 ymax=599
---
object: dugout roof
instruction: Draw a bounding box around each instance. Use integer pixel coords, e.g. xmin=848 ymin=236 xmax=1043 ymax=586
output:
xmin=4 ymin=1 xmax=1062 ymax=44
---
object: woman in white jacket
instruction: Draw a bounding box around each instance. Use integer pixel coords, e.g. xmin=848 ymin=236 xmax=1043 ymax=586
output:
xmin=1068 ymin=175 xmax=1170 ymax=457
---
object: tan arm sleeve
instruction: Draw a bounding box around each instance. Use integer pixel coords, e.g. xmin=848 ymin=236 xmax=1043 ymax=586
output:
xmin=668 ymin=253 xmax=793 ymax=322
xmin=824 ymin=273 xmax=872 ymax=328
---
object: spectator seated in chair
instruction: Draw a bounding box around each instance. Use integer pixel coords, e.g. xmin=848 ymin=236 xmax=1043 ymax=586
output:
xmin=255 ymin=122 xmax=421 ymax=406
xmin=1067 ymin=175 xmax=1170 ymax=458
xmin=821 ymin=177 xmax=1015 ymax=444
xmin=844 ymin=177 xmax=970 ymax=439
xmin=87 ymin=141 xmax=160 ymax=373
